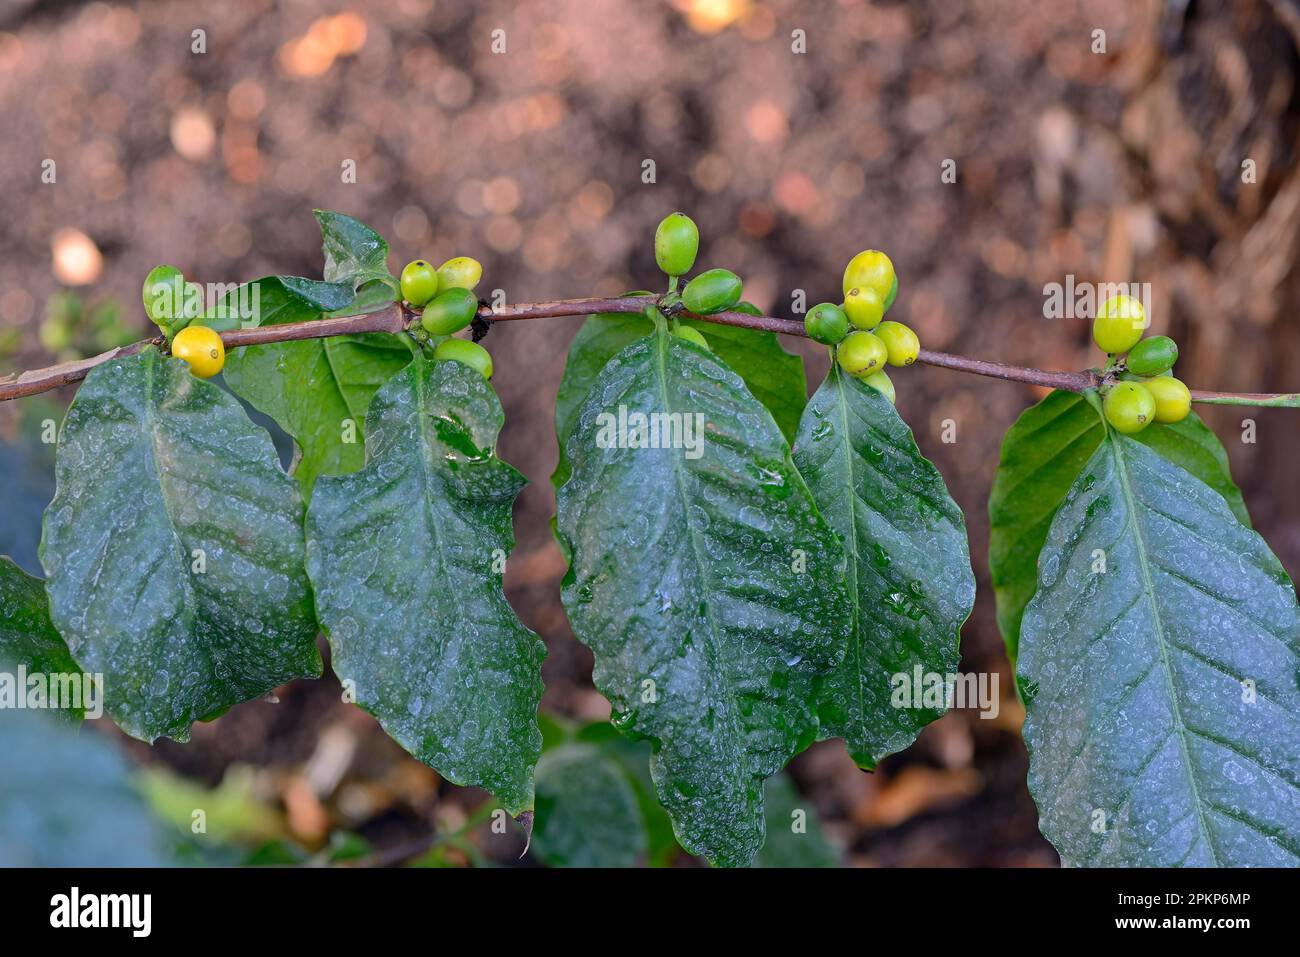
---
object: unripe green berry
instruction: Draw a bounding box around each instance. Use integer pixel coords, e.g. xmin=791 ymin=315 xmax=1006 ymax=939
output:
xmin=421 ymin=287 xmax=479 ymax=336
xmin=672 ymin=325 xmax=710 ymax=350
xmin=434 ymin=337 xmax=493 ymax=379
xmin=1144 ymin=375 xmax=1191 ymax=423
xmin=1103 ymin=381 xmax=1156 ymax=434
xmin=805 ymin=302 xmax=849 ymax=344
xmin=400 ymin=260 xmax=439 ymax=307
xmin=436 ymin=256 xmax=483 ymax=292
xmin=1126 ymin=335 xmax=1178 ymax=377
xmin=843 ymin=286 xmax=885 ymax=330
xmin=874 ymin=320 xmax=920 ymax=366
xmin=655 ymin=212 xmax=699 ymax=277
xmin=863 ymin=370 xmax=895 ymax=404
xmin=1093 ymin=294 xmax=1147 ymax=354
xmin=142 ymin=265 xmax=184 ymax=326
xmin=836 ymin=330 xmax=888 ymax=378
xmin=883 ymin=274 xmax=899 ymax=313
xmin=842 ymin=249 xmax=895 ymax=299
xmin=681 ymin=268 xmax=743 ymax=314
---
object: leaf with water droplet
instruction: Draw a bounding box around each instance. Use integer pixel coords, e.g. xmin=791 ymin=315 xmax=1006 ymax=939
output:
xmin=0 ymin=558 xmax=84 ymax=722
xmin=990 ymin=389 xmax=1250 ymax=663
xmin=1020 ymin=433 xmax=1300 ymax=865
xmin=306 ymin=357 xmax=545 ymax=814
xmin=555 ymin=325 xmax=849 ymax=866
xmin=793 ymin=366 xmax=974 ymax=768
xmin=40 ymin=348 xmax=321 ymax=742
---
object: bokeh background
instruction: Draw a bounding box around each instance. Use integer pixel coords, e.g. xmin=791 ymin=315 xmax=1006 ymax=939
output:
xmin=2 ymin=0 xmax=1298 ymax=866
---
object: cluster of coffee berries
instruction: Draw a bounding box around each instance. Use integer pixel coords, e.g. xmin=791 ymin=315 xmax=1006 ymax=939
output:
xmin=141 ymin=265 xmax=226 ymax=378
xmin=1093 ymin=294 xmax=1191 ymax=434
xmin=401 ymin=256 xmax=492 ymax=378
xmin=804 ymin=250 xmax=916 ymax=403
xmin=655 ymin=212 xmax=759 ymax=351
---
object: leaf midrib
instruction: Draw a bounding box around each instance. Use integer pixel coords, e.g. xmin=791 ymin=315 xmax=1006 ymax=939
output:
xmin=1108 ymin=432 xmax=1221 ymax=866
xmin=652 ymin=329 xmax=746 ymax=779
xmin=830 ymin=367 xmax=867 ymax=747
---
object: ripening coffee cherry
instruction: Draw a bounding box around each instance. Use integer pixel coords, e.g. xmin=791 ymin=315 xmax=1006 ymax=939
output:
xmin=1103 ymin=381 xmax=1156 ymax=434
xmin=436 ymin=256 xmax=483 ymax=292
xmin=655 ymin=212 xmax=699 ymax=277
xmin=835 ymin=330 xmax=888 ymax=378
xmin=672 ymin=325 xmax=711 ymax=350
xmin=682 ymin=268 xmax=743 ymax=314
xmin=843 ymin=286 xmax=885 ymax=330
xmin=142 ymin=265 xmax=184 ymax=326
xmin=1144 ymin=375 xmax=1192 ymax=424
xmin=874 ymin=320 xmax=920 ymax=366
xmin=1093 ymin=294 xmax=1147 ymax=354
xmin=421 ymin=287 xmax=479 ymax=336
xmin=1126 ymin=335 xmax=1178 ymax=377
xmin=863 ymin=370 xmax=895 ymax=404
xmin=842 ymin=249 xmax=895 ymax=299
xmin=170 ymin=325 xmax=225 ymax=379
xmin=400 ymin=260 xmax=439 ymax=307
xmin=434 ymin=337 xmax=493 ymax=379
xmin=805 ymin=302 xmax=849 ymax=344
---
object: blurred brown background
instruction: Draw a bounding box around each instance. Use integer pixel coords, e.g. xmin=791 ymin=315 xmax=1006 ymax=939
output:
xmin=2 ymin=0 xmax=1298 ymax=866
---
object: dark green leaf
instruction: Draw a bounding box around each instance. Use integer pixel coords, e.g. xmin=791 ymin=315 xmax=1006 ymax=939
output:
xmin=306 ymin=357 xmax=544 ymax=814
xmin=555 ymin=325 xmax=850 ymax=866
xmin=1020 ymin=434 xmax=1300 ymax=865
xmin=754 ymin=773 xmax=839 ymax=867
xmin=40 ymin=349 xmax=321 ymax=741
xmin=552 ymin=311 xmax=806 ymax=488
xmin=315 ymin=209 xmax=393 ymax=289
xmin=793 ymin=367 xmax=973 ymax=768
xmin=0 ymin=710 xmax=172 ymax=866
xmin=0 ymin=557 xmax=86 ymax=720
xmin=533 ymin=742 xmax=647 ymax=867
xmin=990 ymin=390 xmax=1249 ymax=662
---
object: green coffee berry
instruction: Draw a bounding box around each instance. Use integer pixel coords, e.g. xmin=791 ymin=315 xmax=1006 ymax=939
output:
xmin=655 ymin=212 xmax=699 ymax=277
xmin=1126 ymin=335 xmax=1178 ymax=377
xmin=673 ymin=325 xmax=710 ymax=350
xmin=805 ymin=302 xmax=849 ymax=345
xmin=436 ymin=256 xmax=483 ymax=292
xmin=1093 ymin=294 xmax=1146 ymax=354
xmin=883 ymin=274 xmax=899 ymax=313
xmin=842 ymin=249 xmax=895 ymax=299
xmin=874 ymin=320 xmax=920 ymax=366
xmin=434 ymin=337 xmax=493 ymax=379
xmin=843 ymin=286 xmax=885 ymax=330
xmin=1145 ymin=375 xmax=1191 ymax=423
xmin=1103 ymin=381 xmax=1155 ymax=434
xmin=863 ymin=369 xmax=895 ymax=404
xmin=681 ymin=268 xmax=743 ymax=314
xmin=421 ymin=287 xmax=479 ymax=336
xmin=836 ymin=330 xmax=888 ymax=378
xmin=400 ymin=260 xmax=440 ymax=307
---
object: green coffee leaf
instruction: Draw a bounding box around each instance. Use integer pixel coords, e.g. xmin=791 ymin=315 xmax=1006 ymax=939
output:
xmin=223 ymin=214 xmax=410 ymax=496
xmin=552 ymin=310 xmax=805 ymax=487
xmin=754 ymin=773 xmax=839 ymax=867
xmin=555 ymin=325 xmax=850 ymax=867
xmin=306 ymin=357 xmax=544 ymax=815
xmin=0 ymin=710 xmax=172 ymax=866
xmin=197 ymin=276 xmax=354 ymax=331
xmin=793 ymin=367 xmax=973 ymax=768
xmin=0 ymin=557 xmax=83 ymax=714
xmin=316 ymin=209 xmax=392 ymax=291
xmin=40 ymin=349 xmax=321 ymax=741
xmin=990 ymin=390 xmax=1248 ymax=662
xmin=1019 ymin=434 xmax=1300 ymax=866
xmin=533 ymin=743 xmax=647 ymax=867
xmin=572 ymin=721 xmax=679 ymax=866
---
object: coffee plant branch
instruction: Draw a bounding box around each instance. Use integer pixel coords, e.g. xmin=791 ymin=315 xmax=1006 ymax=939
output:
xmin=1 ymin=295 xmax=1296 ymax=406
